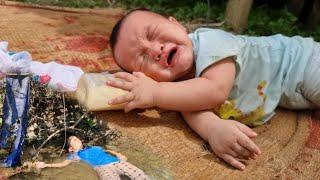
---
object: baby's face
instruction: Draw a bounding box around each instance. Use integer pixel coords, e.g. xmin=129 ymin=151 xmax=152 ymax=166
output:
xmin=68 ymin=136 xmax=83 ymax=152
xmin=114 ymin=11 xmax=194 ymax=82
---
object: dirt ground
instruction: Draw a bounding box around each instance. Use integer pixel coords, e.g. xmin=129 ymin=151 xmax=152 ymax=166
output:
xmin=1 ymin=1 xmax=320 ymax=179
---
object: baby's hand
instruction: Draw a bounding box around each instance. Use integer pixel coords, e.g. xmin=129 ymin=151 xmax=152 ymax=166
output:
xmin=209 ymin=120 xmax=261 ymax=170
xmin=35 ymin=161 xmax=47 ymax=169
xmin=107 ymin=72 xmax=159 ymax=112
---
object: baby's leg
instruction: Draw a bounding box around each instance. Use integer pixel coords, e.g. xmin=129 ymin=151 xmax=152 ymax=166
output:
xmin=113 ymin=162 xmax=150 ymax=180
xmin=94 ymin=165 xmax=121 ymax=180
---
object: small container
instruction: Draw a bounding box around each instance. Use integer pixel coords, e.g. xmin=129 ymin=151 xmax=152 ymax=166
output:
xmin=76 ymin=73 xmax=127 ymax=111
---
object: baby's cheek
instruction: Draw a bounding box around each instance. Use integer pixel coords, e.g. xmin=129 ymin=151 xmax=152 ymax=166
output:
xmin=159 ymin=70 xmax=176 ymax=82
xmin=179 ymin=51 xmax=194 ymax=69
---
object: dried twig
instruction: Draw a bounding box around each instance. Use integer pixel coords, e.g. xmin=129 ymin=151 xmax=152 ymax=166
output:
xmin=0 ymin=81 xmax=119 ymax=159
xmin=36 ymin=124 xmax=85 ymax=156
xmin=59 ymin=93 xmax=67 ymax=156
xmin=35 ymin=111 xmax=87 ymax=154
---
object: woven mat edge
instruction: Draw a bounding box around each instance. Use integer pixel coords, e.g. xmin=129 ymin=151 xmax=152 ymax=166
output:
xmin=1 ymin=0 xmax=123 ymax=15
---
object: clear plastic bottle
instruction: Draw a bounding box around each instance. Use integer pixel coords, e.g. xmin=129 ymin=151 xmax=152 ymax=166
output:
xmin=76 ymin=72 xmax=127 ymax=111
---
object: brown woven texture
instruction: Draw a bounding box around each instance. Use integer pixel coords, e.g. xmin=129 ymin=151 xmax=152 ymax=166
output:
xmin=1 ymin=2 xmax=320 ymax=179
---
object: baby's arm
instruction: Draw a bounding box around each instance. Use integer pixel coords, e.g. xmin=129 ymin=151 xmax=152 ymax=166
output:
xmin=106 ymin=150 xmax=127 ymax=162
xmin=35 ymin=160 xmax=73 ymax=169
xmin=108 ymin=58 xmax=235 ymax=112
xmin=156 ymin=58 xmax=235 ymax=111
xmin=181 ymin=110 xmax=261 ymax=170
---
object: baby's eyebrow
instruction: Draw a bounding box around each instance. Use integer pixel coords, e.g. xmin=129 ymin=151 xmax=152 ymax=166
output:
xmin=142 ymin=23 xmax=153 ymax=39
xmin=144 ymin=24 xmax=150 ymax=33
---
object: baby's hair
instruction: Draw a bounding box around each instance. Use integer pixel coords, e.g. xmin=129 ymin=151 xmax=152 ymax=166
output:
xmin=109 ymin=8 xmax=166 ymax=72
xmin=109 ymin=8 xmax=151 ymax=55
xmin=66 ymin=135 xmax=76 ymax=149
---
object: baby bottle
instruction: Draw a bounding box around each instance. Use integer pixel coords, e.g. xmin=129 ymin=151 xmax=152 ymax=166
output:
xmin=76 ymin=72 xmax=127 ymax=111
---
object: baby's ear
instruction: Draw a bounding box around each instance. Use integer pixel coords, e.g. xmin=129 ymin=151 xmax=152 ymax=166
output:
xmin=168 ymin=16 xmax=178 ymax=23
xmin=168 ymin=16 xmax=187 ymax=32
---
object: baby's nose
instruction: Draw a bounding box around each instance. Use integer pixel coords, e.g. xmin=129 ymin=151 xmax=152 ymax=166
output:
xmin=148 ymin=43 xmax=163 ymax=61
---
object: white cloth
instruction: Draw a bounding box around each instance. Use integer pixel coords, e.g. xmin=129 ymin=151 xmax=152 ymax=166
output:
xmin=0 ymin=41 xmax=84 ymax=92
xmin=30 ymin=61 xmax=84 ymax=91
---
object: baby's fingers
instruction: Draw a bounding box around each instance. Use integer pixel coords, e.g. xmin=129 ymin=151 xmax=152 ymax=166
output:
xmin=108 ymin=93 xmax=134 ymax=105
xmin=107 ymin=80 xmax=133 ymax=91
xmin=235 ymin=122 xmax=257 ymax=138
xmin=232 ymin=143 xmax=251 ymax=160
xmin=133 ymin=71 xmax=146 ymax=78
xmin=238 ymin=134 xmax=261 ymax=155
xmin=226 ymin=148 xmax=248 ymax=161
xmin=113 ymin=72 xmax=136 ymax=82
xmin=124 ymin=101 xmax=137 ymax=113
xmin=221 ymin=154 xmax=246 ymax=170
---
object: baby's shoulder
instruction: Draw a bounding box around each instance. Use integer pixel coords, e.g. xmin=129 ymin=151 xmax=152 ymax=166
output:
xmin=192 ymin=28 xmax=237 ymax=45
xmin=194 ymin=28 xmax=234 ymax=37
xmin=67 ymin=152 xmax=81 ymax=161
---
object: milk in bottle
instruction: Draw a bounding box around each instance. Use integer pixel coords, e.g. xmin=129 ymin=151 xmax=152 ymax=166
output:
xmin=76 ymin=73 xmax=127 ymax=111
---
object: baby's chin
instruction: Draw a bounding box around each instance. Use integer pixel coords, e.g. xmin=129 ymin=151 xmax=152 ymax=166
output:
xmin=149 ymin=60 xmax=194 ymax=82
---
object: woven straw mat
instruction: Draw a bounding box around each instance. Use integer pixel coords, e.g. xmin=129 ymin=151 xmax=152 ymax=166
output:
xmin=1 ymin=1 xmax=320 ymax=179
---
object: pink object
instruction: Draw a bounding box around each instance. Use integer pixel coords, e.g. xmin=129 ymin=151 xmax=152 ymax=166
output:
xmin=39 ymin=74 xmax=51 ymax=85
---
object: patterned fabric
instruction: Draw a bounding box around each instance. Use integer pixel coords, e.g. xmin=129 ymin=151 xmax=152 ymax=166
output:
xmin=94 ymin=162 xmax=150 ymax=180
xmin=189 ymin=28 xmax=316 ymax=126
xmin=300 ymin=42 xmax=320 ymax=108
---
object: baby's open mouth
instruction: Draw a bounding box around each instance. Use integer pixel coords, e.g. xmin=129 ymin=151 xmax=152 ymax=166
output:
xmin=167 ymin=48 xmax=177 ymax=66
